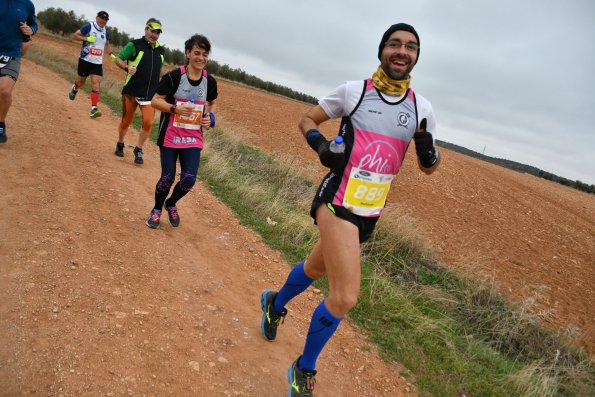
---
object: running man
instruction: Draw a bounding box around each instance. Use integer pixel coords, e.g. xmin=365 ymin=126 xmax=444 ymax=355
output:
xmin=0 ymin=0 xmax=37 ymax=144
xmin=114 ymin=18 xmax=166 ymax=164
xmin=260 ymin=23 xmax=440 ymax=396
xmin=67 ymin=10 xmax=114 ymax=118
xmin=146 ymin=34 xmax=217 ymax=229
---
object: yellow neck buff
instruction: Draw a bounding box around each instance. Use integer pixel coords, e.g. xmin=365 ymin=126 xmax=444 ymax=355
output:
xmin=372 ymin=66 xmax=411 ymax=96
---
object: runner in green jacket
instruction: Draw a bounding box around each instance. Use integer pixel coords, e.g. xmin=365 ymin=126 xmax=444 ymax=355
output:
xmin=114 ymin=18 xmax=165 ymax=164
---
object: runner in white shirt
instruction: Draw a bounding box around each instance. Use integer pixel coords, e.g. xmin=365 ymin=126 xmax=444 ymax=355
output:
xmin=260 ymin=23 xmax=441 ymax=397
xmin=67 ymin=10 xmax=114 ymax=118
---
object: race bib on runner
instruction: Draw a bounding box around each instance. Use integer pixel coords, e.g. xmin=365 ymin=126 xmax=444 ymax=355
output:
xmin=343 ymin=167 xmax=394 ymax=216
xmin=0 ymin=55 xmax=12 ymax=69
xmin=173 ymin=101 xmax=204 ymax=130
xmin=136 ymin=97 xmax=151 ymax=106
xmin=89 ymin=47 xmax=103 ymax=56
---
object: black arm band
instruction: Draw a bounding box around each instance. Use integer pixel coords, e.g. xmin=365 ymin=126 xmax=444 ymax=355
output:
xmin=305 ymin=129 xmax=327 ymax=153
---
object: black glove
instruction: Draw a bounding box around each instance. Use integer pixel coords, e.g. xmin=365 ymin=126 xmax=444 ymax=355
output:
xmin=413 ymin=118 xmax=438 ymax=168
xmin=306 ymin=129 xmax=345 ymax=169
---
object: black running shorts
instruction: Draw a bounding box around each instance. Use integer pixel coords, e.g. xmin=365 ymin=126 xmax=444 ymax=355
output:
xmin=77 ymin=58 xmax=103 ymax=77
xmin=310 ymin=200 xmax=379 ymax=243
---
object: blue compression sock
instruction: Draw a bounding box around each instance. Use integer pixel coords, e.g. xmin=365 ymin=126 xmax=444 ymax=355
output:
xmin=274 ymin=261 xmax=314 ymax=314
xmin=299 ymin=300 xmax=342 ymax=371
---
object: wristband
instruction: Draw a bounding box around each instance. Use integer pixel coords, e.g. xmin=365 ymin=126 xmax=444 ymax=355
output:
xmin=305 ymin=129 xmax=327 ymax=153
xmin=170 ymin=104 xmax=176 ymax=114
xmin=208 ymin=112 xmax=216 ymax=128
xmin=125 ymin=66 xmax=129 ymax=72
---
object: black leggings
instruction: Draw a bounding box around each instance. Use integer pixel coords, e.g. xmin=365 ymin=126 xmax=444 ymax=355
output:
xmin=153 ymin=146 xmax=201 ymax=210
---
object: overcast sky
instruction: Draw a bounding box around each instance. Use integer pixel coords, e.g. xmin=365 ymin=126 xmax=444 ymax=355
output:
xmin=33 ymin=0 xmax=595 ymax=184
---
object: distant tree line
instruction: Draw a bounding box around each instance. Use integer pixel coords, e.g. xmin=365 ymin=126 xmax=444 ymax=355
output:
xmin=437 ymin=140 xmax=595 ymax=194
xmin=537 ymin=171 xmax=595 ymax=194
xmin=163 ymin=47 xmax=185 ymax=66
xmin=206 ymin=61 xmax=318 ymax=104
xmin=37 ymin=7 xmax=318 ymax=105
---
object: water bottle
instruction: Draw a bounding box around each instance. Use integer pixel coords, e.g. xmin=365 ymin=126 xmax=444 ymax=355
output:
xmin=329 ymin=136 xmax=345 ymax=154
xmin=180 ymin=98 xmax=196 ymax=123
xmin=186 ymin=98 xmax=196 ymax=117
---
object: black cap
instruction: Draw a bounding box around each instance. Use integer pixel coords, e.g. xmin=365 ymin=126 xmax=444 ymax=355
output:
xmin=378 ymin=23 xmax=420 ymax=61
xmin=97 ymin=11 xmax=109 ymax=20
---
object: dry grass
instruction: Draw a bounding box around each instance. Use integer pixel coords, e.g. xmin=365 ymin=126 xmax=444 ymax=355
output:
xmin=507 ymin=359 xmax=561 ymax=397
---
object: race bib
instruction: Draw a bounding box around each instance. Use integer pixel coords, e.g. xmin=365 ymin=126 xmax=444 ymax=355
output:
xmin=89 ymin=47 xmax=103 ymax=56
xmin=136 ymin=97 xmax=151 ymax=106
xmin=343 ymin=167 xmax=394 ymax=216
xmin=173 ymin=101 xmax=204 ymax=130
xmin=0 ymin=55 xmax=11 ymax=69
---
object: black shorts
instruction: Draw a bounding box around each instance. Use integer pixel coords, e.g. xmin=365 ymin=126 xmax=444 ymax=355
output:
xmin=310 ymin=200 xmax=379 ymax=243
xmin=77 ymin=58 xmax=103 ymax=77
xmin=0 ymin=56 xmax=21 ymax=81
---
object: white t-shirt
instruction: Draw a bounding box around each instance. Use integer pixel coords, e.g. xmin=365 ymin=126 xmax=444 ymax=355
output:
xmin=79 ymin=22 xmax=109 ymax=65
xmin=319 ymin=80 xmax=438 ymax=137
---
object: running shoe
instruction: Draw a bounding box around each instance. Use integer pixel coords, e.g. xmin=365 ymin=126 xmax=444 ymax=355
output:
xmin=68 ymin=85 xmax=78 ymax=100
xmin=114 ymin=141 xmax=125 ymax=157
xmin=0 ymin=126 xmax=6 ymax=144
xmin=164 ymin=200 xmax=180 ymax=227
xmin=146 ymin=209 xmax=161 ymax=229
xmin=133 ymin=146 xmax=144 ymax=164
xmin=90 ymin=106 xmax=102 ymax=118
xmin=260 ymin=289 xmax=287 ymax=341
xmin=288 ymin=356 xmax=317 ymax=397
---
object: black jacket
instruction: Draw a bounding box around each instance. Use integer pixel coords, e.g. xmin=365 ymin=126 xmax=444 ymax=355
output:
xmin=121 ymin=37 xmax=165 ymax=99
